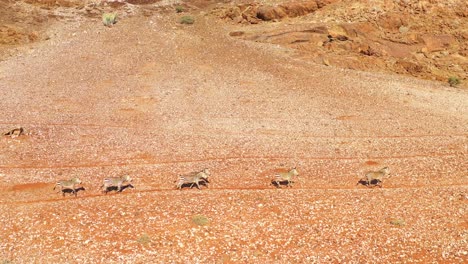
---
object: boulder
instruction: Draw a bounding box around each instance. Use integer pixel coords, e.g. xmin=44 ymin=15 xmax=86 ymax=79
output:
xmin=256 ymin=6 xmax=287 ymax=21
xmin=257 ymin=0 xmax=334 ymax=21
xmin=420 ymin=34 xmax=457 ymax=52
xmin=396 ymin=60 xmax=424 ymax=74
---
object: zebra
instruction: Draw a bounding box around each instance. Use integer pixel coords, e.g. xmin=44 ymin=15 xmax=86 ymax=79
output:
xmin=273 ymin=167 xmax=299 ymax=188
xmin=53 ymin=177 xmax=82 ymax=197
xmin=101 ymin=175 xmax=132 ymax=194
xmin=176 ymin=168 xmax=210 ymax=190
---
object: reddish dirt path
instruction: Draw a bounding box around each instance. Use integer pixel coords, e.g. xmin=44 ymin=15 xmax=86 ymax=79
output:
xmin=0 ymin=8 xmax=467 ymax=263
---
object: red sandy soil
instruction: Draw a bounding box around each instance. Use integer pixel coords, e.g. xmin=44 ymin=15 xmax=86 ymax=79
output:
xmin=0 ymin=0 xmax=467 ymax=263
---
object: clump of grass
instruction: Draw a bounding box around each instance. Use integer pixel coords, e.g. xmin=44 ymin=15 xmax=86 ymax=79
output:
xmin=180 ymin=16 xmax=195 ymax=25
xmin=191 ymin=214 xmax=209 ymax=226
xmin=175 ymin=5 xmax=185 ymax=13
xmin=448 ymin=76 xmax=460 ymax=87
xmin=137 ymin=233 xmax=151 ymax=246
xmin=102 ymin=13 xmax=118 ymax=27
xmin=389 ymin=218 xmax=406 ymax=227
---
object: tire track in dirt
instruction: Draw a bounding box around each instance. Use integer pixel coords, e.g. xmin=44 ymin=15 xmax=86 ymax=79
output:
xmin=2 ymin=121 xmax=467 ymax=139
xmin=0 ymin=152 xmax=464 ymax=169
xmin=4 ymin=183 xmax=467 ymax=205
xmin=4 ymin=119 xmax=464 ymax=139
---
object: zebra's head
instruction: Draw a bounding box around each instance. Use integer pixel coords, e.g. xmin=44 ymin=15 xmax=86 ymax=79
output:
xmin=290 ymin=167 xmax=299 ymax=176
xmin=122 ymin=175 xmax=132 ymax=182
xmin=201 ymin=168 xmax=210 ymax=177
xmin=71 ymin=178 xmax=82 ymax=184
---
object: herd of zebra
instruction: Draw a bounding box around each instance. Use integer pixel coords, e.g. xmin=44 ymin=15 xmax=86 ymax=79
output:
xmin=52 ymin=166 xmax=391 ymax=197
xmin=3 ymin=127 xmax=391 ymax=197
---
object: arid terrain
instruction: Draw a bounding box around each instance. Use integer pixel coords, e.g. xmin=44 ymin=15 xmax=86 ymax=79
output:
xmin=0 ymin=0 xmax=467 ymax=263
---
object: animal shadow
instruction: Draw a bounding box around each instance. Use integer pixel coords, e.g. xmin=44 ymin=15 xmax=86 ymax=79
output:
xmin=103 ymin=184 xmax=134 ymax=194
xmin=271 ymin=180 xmax=294 ymax=188
xmin=179 ymin=180 xmax=209 ymax=190
xmin=356 ymin=179 xmax=382 ymax=188
xmin=3 ymin=127 xmax=25 ymax=138
xmin=61 ymin=187 xmax=86 ymax=197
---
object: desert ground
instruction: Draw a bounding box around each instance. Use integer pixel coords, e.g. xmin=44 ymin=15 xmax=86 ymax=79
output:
xmin=0 ymin=0 xmax=467 ymax=263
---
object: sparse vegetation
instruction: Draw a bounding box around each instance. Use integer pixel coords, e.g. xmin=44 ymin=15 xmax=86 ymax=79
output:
xmin=448 ymin=76 xmax=460 ymax=87
xmin=192 ymin=214 xmax=209 ymax=226
xmin=1 ymin=0 xmax=467 ymax=262
xmin=102 ymin=13 xmax=118 ymax=27
xmin=175 ymin=5 xmax=185 ymax=13
xmin=137 ymin=233 xmax=151 ymax=246
xmin=180 ymin=16 xmax=194 ymax=25
xmin=389 ymin=218 xmax=406 ymax=226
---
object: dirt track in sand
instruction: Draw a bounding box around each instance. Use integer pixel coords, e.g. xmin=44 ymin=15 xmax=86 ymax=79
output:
xmin=0 ymin=2 xmax=467 ymax=263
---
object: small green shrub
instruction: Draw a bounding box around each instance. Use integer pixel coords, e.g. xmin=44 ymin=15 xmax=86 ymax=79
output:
xmin=191 ymin=214 xmax=209 ymax=226
xmin=448 ymin=76 xmax=460 ymax=87
xmin=175 ymin=5 xmax=185 ymax=13
xmin=137 ymin=233 xmax=151 ymax=246
xmin=102 ymin=13 xmax=118 ymax=27
xmin=389 ymin=218 xmax=405 ymax=226
xmin=180 ymin=16 xmax=194 ymax=25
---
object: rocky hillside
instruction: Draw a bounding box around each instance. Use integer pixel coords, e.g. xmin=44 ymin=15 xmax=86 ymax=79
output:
xmin=1 ymin=0 xmax=466 ymax=87
xmin=216 ymin=0 xmax=467 ymax=86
